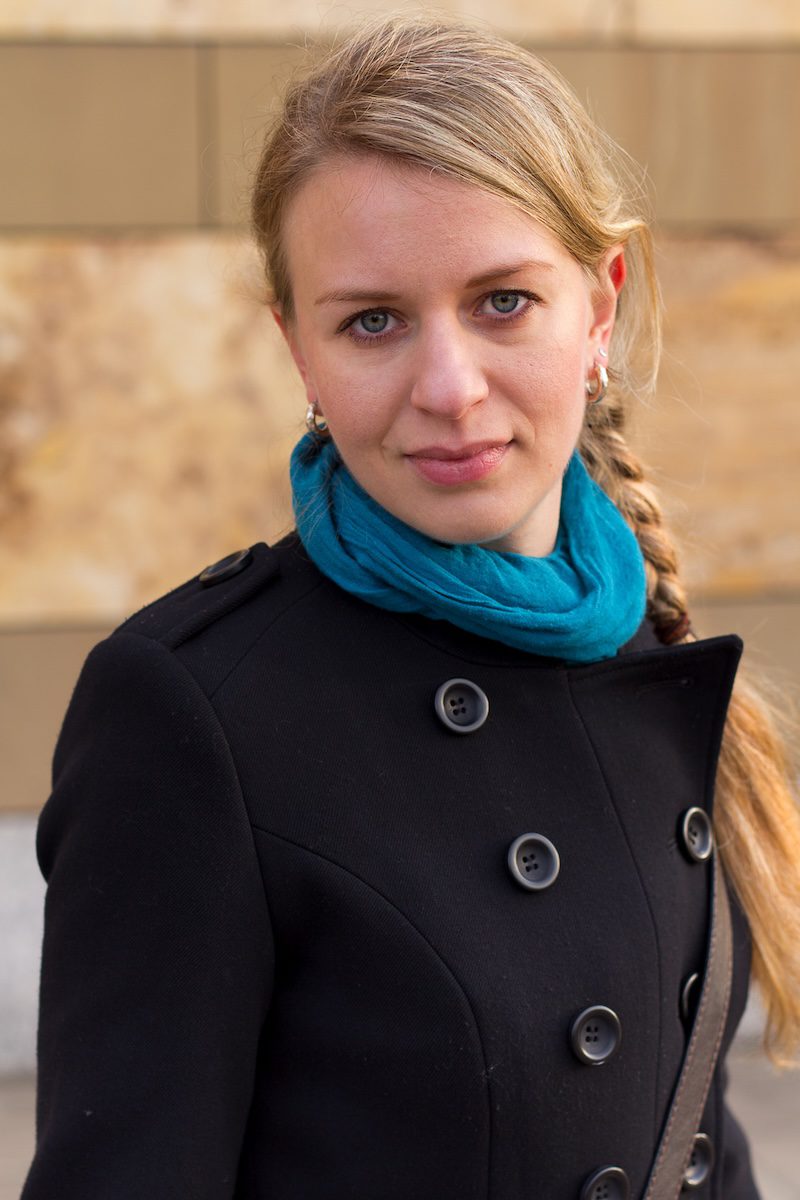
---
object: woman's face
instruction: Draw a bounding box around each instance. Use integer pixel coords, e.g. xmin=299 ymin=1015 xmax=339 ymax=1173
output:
xmin=276 ymin=155 xmax=624 ymax=556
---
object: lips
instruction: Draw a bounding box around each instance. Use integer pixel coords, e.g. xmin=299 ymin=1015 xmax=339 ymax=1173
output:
xmin=408 ymin=440 xmax=507 ymax=460
xmin=405 ymin=441 xmax=510 ymax=485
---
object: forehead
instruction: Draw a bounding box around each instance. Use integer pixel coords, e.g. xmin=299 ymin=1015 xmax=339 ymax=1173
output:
xmin=282 ymin=154 xmax=573 ymax=293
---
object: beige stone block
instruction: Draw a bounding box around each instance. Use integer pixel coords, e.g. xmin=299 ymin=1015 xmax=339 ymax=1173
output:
xmin=0 ymin=45 xmax=199 ymax=229
xmin=221 ymin=46 xmax=656 ymax=231
xmin=0 ymin=234 xmax=302 ymax=623
xmin=540 ymin=49 xmax=655 ymax=174
xmin=0 ymin=628 xmax=107 ymax=811
xmin=635 ymin=0 xmax=800 ymax=43
xmin=0 ymin=0 xmax=624 ymax=40
xmin=216 ymin=45 xmax=800 ymax=232
xmin=213 ymin=46 xmax=305 ymax=228
xmin=630 ymin=234 xmax=800 ymax=598
xmin=646 ymin=52 xmax=800 ymax=226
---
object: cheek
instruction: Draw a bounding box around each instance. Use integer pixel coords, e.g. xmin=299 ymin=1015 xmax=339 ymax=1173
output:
xmin=305 ymin=346 xmax=405 ymax=445
xmin=313 ymin=370 xmax=393 ymax=450
xmin=506 ymin=342 xmax=587 ymax=414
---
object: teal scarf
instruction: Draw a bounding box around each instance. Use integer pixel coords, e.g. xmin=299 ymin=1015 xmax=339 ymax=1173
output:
xmin=290 ymin=434 xmax=646 ymax=663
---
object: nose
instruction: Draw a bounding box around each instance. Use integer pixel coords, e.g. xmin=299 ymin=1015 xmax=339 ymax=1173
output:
xmin=409 ymin=319 xmax=489 ymax=418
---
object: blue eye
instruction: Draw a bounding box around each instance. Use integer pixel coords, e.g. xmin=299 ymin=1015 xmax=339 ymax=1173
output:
xmin=358 ymin=311 xmax=389 ymax=334
xmin=490 ymin=292 xmax=522 ymax=314
xmin=476 ymin=289 xmax=539 ymax=321
xmin=340 ymin=309 xmax=396 ymax=344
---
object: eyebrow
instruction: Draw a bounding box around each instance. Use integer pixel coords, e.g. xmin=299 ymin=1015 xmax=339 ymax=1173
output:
xmin=313 ymin=259 xmax=556 ymax=306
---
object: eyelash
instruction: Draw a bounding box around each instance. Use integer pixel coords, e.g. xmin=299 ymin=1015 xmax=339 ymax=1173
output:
xmin=338 ymin=289 xmax=541 ymax=346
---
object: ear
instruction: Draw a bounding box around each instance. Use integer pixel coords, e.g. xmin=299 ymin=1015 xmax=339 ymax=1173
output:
xmin=271 ymin=306 xmax=319 ymax=408
xmin=588 ymin=246 xmax=626 ymax=359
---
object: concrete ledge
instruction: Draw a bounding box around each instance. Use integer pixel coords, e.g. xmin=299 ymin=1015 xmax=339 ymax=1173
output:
xmin=0 ymin=816 xmax=44 ymax=1075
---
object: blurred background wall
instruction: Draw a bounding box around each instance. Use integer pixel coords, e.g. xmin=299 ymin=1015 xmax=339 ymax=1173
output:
xmin=1 ymin=0 xmax=799 ymax=1080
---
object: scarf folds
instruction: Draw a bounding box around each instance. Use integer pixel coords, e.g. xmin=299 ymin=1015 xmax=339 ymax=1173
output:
xmin=290 ymin=434 xmax=646 ymax=664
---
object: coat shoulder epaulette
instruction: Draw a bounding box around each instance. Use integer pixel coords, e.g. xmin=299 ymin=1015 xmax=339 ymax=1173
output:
xmin=115 ymin=543 xmax=282 ymax=652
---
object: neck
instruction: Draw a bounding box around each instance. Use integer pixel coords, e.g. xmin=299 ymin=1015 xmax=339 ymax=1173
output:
xmin=477 ymin=479 xmax=563 ymax=557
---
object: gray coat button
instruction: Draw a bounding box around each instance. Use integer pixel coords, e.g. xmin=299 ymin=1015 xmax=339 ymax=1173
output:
xmin=679 ymin=807 xmax=714 ymax=863
xmin=580 ymin=1165 xmax=630 ymax=1200
xmin=434 ymin=679 xmax=489 ymax=734
xmin=680 ymin=972 xmax=701 ymax=1024
xmin=507 ymin=833 xmax=560 ymax=891
xmin=199 ymin=548 xmax=253 ymax=587
xmin=682 ymin=1132 xmax=714 ymax=1189
xmin=570 ymin=1006 xmax=622 ymax=1065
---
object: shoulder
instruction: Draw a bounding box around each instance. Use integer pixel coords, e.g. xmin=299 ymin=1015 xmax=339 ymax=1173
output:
xmin=115 ymin=533 xmax=311 ymax=648
xmin=46 ymin=534 xmax=333 ymax=810
xmin=104 ymin=532 xmax=337 ymax=695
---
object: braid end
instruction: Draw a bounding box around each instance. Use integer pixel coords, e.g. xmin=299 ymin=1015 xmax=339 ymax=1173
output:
xmin=657 ymin=611 xmax=694 ymax=645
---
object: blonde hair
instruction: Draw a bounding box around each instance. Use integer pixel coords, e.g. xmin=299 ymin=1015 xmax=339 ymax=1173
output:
xmin=251 ymin=14 xmax=800 ymax=1062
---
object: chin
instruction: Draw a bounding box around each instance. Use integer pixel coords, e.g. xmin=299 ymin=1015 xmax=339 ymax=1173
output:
xmin=406 ymin=513 xmax=521 ymax=550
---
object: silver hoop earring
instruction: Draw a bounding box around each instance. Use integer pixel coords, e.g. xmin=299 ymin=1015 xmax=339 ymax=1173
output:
xmin=305 ymin=400 xmax=330 ymax=439
xmin=585 ymin=362 xmax=609 ymax=405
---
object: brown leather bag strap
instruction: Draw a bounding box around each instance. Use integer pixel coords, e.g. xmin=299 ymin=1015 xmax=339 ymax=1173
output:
xmin=644 ymin=851 xmax=734 ymax=1199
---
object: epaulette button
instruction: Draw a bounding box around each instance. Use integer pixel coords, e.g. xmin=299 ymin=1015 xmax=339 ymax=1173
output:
xmin=199 ymin=548 xmax=253 ymax=587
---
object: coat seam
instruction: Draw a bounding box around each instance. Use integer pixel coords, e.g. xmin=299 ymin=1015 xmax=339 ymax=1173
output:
xmin=564 ymin=669 xmax=666 ymax=1147
xmin=250 ymin=821 xmax=493 ymax=1199
xmin=205 ymin=576 xmax=328 ymax=701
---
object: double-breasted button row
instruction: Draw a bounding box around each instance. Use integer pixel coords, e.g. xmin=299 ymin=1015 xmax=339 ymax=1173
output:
xmin=677 ymin=803 xmax=711 ymax=1040
xmin=434 ymin=681 xmax=716 ymax=867
xmin=579 ymin=1131 xmax=713 ymax=1198
xmin=435 ymin=680 xmax=714 ymax=871
xmin=433 ymin=684 xmax=715 ymax=863
xmin=578 ymin=1132 xmax=713 ymax=1199
xmin=507 ymin=810 xmax=714 ymax=890
xmin=509 ymin=830 xmax=623 ymax=1069
xmin=434 ymin=678 xmax=715 ymax=1197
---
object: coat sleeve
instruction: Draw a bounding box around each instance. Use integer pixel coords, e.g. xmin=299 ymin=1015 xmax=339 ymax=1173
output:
xmin=22 ymin=631 xmax=274 ymax=1199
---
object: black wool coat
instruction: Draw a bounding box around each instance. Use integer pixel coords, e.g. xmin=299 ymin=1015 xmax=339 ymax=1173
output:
xmin=23 ymin=533 xmax=761 ymax=1200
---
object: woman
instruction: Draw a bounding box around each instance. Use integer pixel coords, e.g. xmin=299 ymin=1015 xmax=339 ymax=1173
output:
xmin=23 ymin=16 xmax=800 ymax=1200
